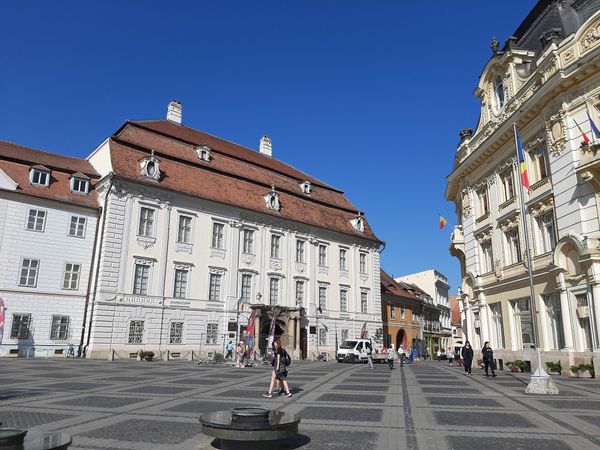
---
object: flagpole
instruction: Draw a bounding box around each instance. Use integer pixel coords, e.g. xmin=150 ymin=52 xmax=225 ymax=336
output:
xmin=513 ymin=123 xmax=557 ymax=394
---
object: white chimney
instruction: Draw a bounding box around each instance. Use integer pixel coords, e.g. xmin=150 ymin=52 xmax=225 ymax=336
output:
xmin=259 ymin=135 xmax=272 ymax=157
xmin=167 ymin=100 xmax=182 ymax=124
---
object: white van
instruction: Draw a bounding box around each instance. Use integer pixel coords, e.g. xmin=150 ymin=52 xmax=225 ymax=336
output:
xmin=336 ymin=339 xmax=372 ymax=363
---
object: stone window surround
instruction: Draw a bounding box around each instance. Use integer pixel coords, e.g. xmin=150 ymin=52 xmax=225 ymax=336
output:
xmin=62 ymin=262 xmax=81 ymax=290
xmin=173 ymin=262 xmax=193 ymax=299
xmin=132 ymin=257 xmax=156 ymax=296
xmin=18 ymin=257 xmax=40 ymax=288
xmin=29 ymin=168 xmax=50 ymax=187
xmin=70 ymin=177 xmax=89 ymax=194
xmin=176 ymin=212 xmax=195 ymax=245
xmin=68 ymin=215 xmax=87 ymax=238
xmin=26 ymin=208 xmax=47 ymax=233
xmin=211 ymin=220 xmax=227 ymax=250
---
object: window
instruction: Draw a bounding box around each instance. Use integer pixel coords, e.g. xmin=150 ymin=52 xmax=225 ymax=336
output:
xmin=360 ymin=292 xmax=368 ymax=313
xmin=133 ymin=264 xmax=150 ymax=295
xmin=359 ymin=253 xmax=367 ymax=274
xmin=270 ymin=234 xmax=281 ymax=258
xmin=489 ymin=303 xmax=505 ymax=349
xmin=50 ymin=315 xmax=69 ymax=340
xmin=401 ymin=305 xmax=406 ymax=320
xmin=480 ymin=241 xmax=494 ymax=273
xmin=390 ymin=305 xmax=396 ymax=319
xmin=69 ymin=216 xmax=86 ymax=238
xmin=27 ymin=209 xmax=46 ymax=232
xmin=177 ymin=216 xmax=192 ymax=243
xmin=169 ymin=321 xmax=184 ymax=344
xmin=10 ymin=314 xmax=31 ymax=339
xmin=62 ymin=263 xmax=81 ymax=290
xmin=30 ymin=169 xmax=49 ymax=186
xmin=494 ymin=76 xmax=505 ymax=111
xmin=340 ymin=288 xmax=348 ymax=312
xmin=296 ymin=280 xmax=305 ymax=307
xmin=542 ymin=294 xmax=563 ymax=350
xmin=138 ymin=207 xmax=155 ymax=237
xmin=243 ymin=229 xmax=254 ymax=254
xmin=71 ymin=178 xmax=89 ymax=194
xmin=505 ymin=228 xmax=522 ymax=265
xmin=296 ymin=240 xmax=305 ymax=263
xmin=173 ymin=269 xmax=188 ymax=298
xmin=318 ymin=244 xmax=327 ymax=266
xmin=269 ymin=277 xmax=279 ymax=305
xmin=19 ymin=259 xmax=39 ymax=287
xmin=241 ymin=273 xmax=252 ymax=302
xmin=212 ymin=222 xmax=224 ymax=249
xmin=128 ymin=320 xmax=144 ymax=344
xmin=537 ymin=212 xmax=556 ymax=254
xmin=318 ymin=327 xmax=327 ymax=345
xmin=339 ymin=248 xmax=348 ymax=271
xmin=477 ymin=188 xmax=489 ymax=217
xmin=512 ymin=299 xmax=533 ymax=349
xmin=529 ymin=147 xmax=548 ymax=183
xmin=318 ymin=286 xmax=327 ymax=310
xmin=499 ymin=169 xmax=515 ymax=203
xmin=209 ymin=273 xmax=222 ymax=301
xmin=576 ymin=294 xmax=593 ymax=350
xmin=341 ymin=329 xmax=349 ymax=341
xmin=206 ymin=323 xmax=218 ymax=344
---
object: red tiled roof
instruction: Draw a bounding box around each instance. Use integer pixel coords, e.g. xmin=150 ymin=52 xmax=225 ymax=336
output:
xmin=380 ymin=269 xmax=421 ymax=302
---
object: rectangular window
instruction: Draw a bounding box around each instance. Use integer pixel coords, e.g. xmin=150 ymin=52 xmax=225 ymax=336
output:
xmin=133 ymin=264 xmax=150 ymax=295
xmin=69 ymin=216 xmax=86 ymax=238
xmin=318 ymin=327 xmax=327 ymax=345
xmin=505 ymin=229 xmax=522 ymax=265
xmin=27 ymin=209 xmax=46 ymax=232
xmin=390 ymin=305 xmax=396 ymax=320
xmin=542 ymin=294 xmax=564 ymax=350
xmin=340 ymin=288 xmax=348 ymax=312
xmin=177 ymin=215 xmax=192 ymax=243
xmin=10 ymin=314 xmax=31 ymax=339
xmin=50 ymin=315 xmax=70 ymax=340
xmin=576 ymin=294 xmax=593 ymax=350
xmin=19 ymin=258 xmax=39 ymax=287
xmin=212 ymin=222 xmax=224 ymax=249
xmin=359 ymin=253 xmax=367 ymax=274
xmin=318 ymin=286 xmax=327 ymax=310
xmin=341 ymin=329 xmax=349 ymax=341
xmin=477 ymin=188 xmax=489 ymax=216
xmin=401 ymin=305 xmax=406 ymax=320
xmin=270 ymin=234 xmax=281 ymax=258
xmin=243 ymin=229 xmax=255 ymax=254
xmin=241 ymin=273 xmax=252 ymax=302
xmin=318 ymin=244 xmax=327 ymax=267
xmin=269 ymin=277 xmax=279 ymax=305
xmin=169 ymin=321 xmax=184 ymax=344
xmin=128 ymin=320 xmax=144 ymax=344
xmin=339 ymin=248 xmax=348 ymax=271
xmin=296 ymin=280 xmax=305 ymax=307
xmin=489 ymin=302 xmax=505 ymax=349
xmin=512 ymin=298 xmax=533 ymax=349
xmin=138 ymin=207 xmax=155 ymax=237
xmin=206 ymin=323 xmax=218 ymax=344
xmin=31 ymin=169 xmax=49 ymax=186
xmin=173 ymin=269 xmax=188 ymax=298
xmin=537 ymin=212 xmax=556 ymax=254
xmin=62 ymin=263 xmax=81 ymax=290
xmin=499 ymin=169 xmax=515 ymax=203
xmin=71 ymin=178 xmax=89 ymax=193
xmin=480 ymin=241 xmax=494 ymax=273
xmin=209 ymin=273 xmax=222 ymax=301
xmin=529 ymin=147 xmax=549 ymax=183
xmin=296 ymin=240 xmax=305 ymax=263
xmin=360 ymin=292 xmax=368 ymax=313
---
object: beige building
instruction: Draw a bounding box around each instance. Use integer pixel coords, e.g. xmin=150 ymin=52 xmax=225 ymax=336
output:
xmin=446 ymin=1 xmax=600 ymax=375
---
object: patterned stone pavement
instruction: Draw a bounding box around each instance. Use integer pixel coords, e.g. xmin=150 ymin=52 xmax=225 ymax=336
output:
xmin=1 ymin=358 xmax=600 ymax=449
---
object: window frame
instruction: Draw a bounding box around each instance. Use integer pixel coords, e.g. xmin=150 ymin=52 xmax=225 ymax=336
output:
xmin=295 ymin=280 xmax=305 ymax=307
xmin=318 ymin=244 xmax=328 ymax=267
xmin=173 ymin=268 xmax=188 ymax=299
xmin=359 ymin=253 xmax=368 ymax=274
xmin=50 ymin=315 xmax=70 ymax=341
xmin=208 ymin=273 xmax=222 ymax=302
xmin=480 ymin=240 xmax=494 ymax=273
xmin=243 ymin=229 xmax=255 ymax=254
xmin=318 ymin=285 xmax=327 ymax=310
xmin=128 ymin=320 xmax=144 ymax=344
xmin=10 ymin=314 xmax=32 ymax=339
xmin=211 ymin=222 xmax=225 ymax=249
xmin=206 ymin=323 xmax=218 ymax=344
xmin=476 ymin=188 xmax=489 ymax=217
xmin=133 ymin=263 xmax=150 ymax=295
xmin=269 ymin=277 xmax=280 ymax=305
xmin=62 ymin=262 xmax=81 ymax=290
xmin=536 ymin=212 xmax=556 ymax=255
xmin=339 ymin=248 xmax=348 ymax=271
xmin=270 ymin=234 xmax=281 ymax=259
xmin=390 ymin=305 xmax=396 ymax=320
xmin=360 ymin=291 xmax=368 ymax=313
xmin=504 ymin=228 xmax=522 ymax=265
xmin=26 ymin=209 xmax=46 ymax=232
xmin=68 ymin=216 xmax=87 ymax=238
xmin=19 ymin=258 xmax=40 ymax=287
xmin=240 ymin=273 xmax=252 ymax=302
xmin=70 ymin=177 xmax=89 ymax=194
xmin=296 ymin=239 xmax=305 ymax=263
xmin=169 ymin=321 xmax=184 ymax=344
xmin=138 ymin=207 xmax=155 ymax=238
xmin=499 ymin=169 xmax=516 ymax=203
xmin=340 ymin=288 xmax=348 ymax=312
xmin=30 ymin=169 xmax=50 ymax=186
xmin=177 ymin=215 xmax=193 ymax=244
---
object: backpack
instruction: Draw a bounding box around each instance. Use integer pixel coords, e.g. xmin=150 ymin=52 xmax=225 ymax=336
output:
xmin=283 ymin=350 xmax=292 ymax=366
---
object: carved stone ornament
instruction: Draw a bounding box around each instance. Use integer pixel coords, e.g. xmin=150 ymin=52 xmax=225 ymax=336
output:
xmin=475 ymin=228 xmax=493 ymax=244
xmin=295 ymin=262 xmax=306 ymax=273
xmin=350 ymin=213 xmax=365 ymax=233
xmin=545 ymin=109 xmax=567 ymax=156
xmin=210 ymin=248 xmax=226 ymax=259
xmin=269 ymin=258 xmax=282 ymax=271
xmin=300 ymin=180 xmax=311 ymax=195
xmin=498 ymin=213 xmax=520 ymax=232
xmin=525 ymin=133 xmax=546 ymax=152
xmin=494 ymin=258 xmax=503 ymax=279
xmin=195 ymin=145 xmax=211 ymax=162
xmin=562 ymin=48 xmax=575 ymax=65
xmin=139 ymin=154 xmax=161 ymax=181
xmin=176 ymin=243 xmax=193 ymax=254
xmin=242 ymin=254 xmax=255 ymax=266
xmin=579 ymin=18 xmax=600 ymax=54
xmin=264 ymin=186 xmax=281 ymax=212
xmin=174 ymin=262 xmax=192 ymax=270
xmin=136 ymin=236 xmax=156 ymax=249
xmin=461 ymin=189 xmax=472 ymax=218
xmin=529 ymin=196 xmax=554 ymax=217
xmin=209 ymin=266 xmax=226 ymax=275
xmin=134 ymin=257 xmax=155 ymax=266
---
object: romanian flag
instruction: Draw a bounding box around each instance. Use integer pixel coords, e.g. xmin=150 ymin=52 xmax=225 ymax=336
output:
xmin=573 ymin=118 xmax=590 ymax=144
xmin=439 ymin=215 xmax=447 ymax=229
xmin=588 ymin=109 xmax=600 ymax=140
xmin=514 ymin=125 xmax=530 ymax=190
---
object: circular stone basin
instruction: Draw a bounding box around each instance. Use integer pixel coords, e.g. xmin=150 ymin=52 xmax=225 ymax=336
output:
xmin=0 ymin=429 xmax=71 ymax=450
xmin=0 ymin=429 xmax=27 ymax=448
xmin=200 ymin=407 xmax=300 ymax=448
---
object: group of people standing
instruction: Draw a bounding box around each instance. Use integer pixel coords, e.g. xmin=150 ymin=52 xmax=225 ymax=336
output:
xmin=460 ymin=341 xmax=497 ymax=377
xmin=225 ymin=340 xmax=251 ymax=368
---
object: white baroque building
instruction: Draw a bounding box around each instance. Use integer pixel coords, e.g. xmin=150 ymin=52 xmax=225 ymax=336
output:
xmin=446 ymin=0 xmax=600 ymax=374
xmin=79 ymin=102 xmax=383 ymax=360
xmin=0 ymin=142 xmax=99 ymax=357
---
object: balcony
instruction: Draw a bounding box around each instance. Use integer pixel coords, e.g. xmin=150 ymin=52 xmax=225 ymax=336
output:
xmin=449 ymin=226 xmax=464 ymax=259
xmin=577 ymin=142 xmax=600 ymax=189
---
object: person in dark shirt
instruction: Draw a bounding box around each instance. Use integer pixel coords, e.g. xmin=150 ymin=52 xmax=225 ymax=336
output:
xmin=263 ymin=340 xmax=292 ymax=398
xmin=482 ymin=341 xmax=497 ymax=377
xmin=461 ymin=341 xmax=474 ymax=376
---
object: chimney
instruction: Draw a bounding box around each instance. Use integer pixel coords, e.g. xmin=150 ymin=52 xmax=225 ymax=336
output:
xmin=167 ymin=100 xmax=182 ymax=124
xmin=259 ymin=135 xmax=272 ymax=157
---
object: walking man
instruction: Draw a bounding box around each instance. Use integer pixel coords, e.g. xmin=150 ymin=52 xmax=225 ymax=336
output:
xmin=387 ymin=345 xmax=395 ymax=370
xmin=482 ymin=341 xmax=497 ymax=377
xmin=398 ymin=345 xmax=406 ymax=367
xmin=446 ymin=347 xmax=454 ymax=365
xmin=461 ymin=341 xmax=474 ymax=376
xmin=366 ymin=342 xmax=374 ymax=369
xmin=436 ymin=348 xmax=442 ymax=361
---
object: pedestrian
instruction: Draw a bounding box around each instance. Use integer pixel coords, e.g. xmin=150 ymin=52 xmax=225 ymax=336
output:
xmin=482 ymin=341 xmax=497 ymax=377
xmin=446 ymin=347 xmax=454 ymax=365
xmin=263 ymin=340 xmax=292 ymax=398
xmin=387 ymin=345 xmax=395 ymax=370
xmin=398 ymin=345 xmax=406 ymax=367
xmin=225 ymin=341 xmax=233 ymax=360
xmin=461 ymin=341 xmax=474 ymax=376
xmin=366 ymin=342 xmax=374 ymax=369
xmin=425 ymin=349 xmax=430 ymax=360
xmin=67 ymin=344 xmax=75 ymax=358
xmin=436 ymin=349 xmax=442 ymax=362
xmin=410 ymin=347 xmax=418 ymax=364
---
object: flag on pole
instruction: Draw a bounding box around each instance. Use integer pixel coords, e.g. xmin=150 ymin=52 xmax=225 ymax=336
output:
xmin=514 ymin=125 xmax=530 ymax=190
xmin=587 ymin=109 xmax=600 ymax=140
xmin=359 ymin=321 xmax=367 ymax=338
xmin=246 ymin=309 xmax=257 ymax=335
xmin=439 ymin=215 xmax=447 ymax=229
xmin=573 ymin=118 xmax=591 ymax=144
xmin=267 ymin=307 xmax=281 ymax=351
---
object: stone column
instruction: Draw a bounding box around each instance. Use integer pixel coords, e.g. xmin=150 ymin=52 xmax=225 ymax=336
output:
xmin=254 ymin=311 xmax=261 ymax=355
xmin=464 ymin=301 xmax=472 ymax=344
xmin=478 ymin=293 xmax=490 ymax=343
xmin=590 ymin=283 xmax=600 ymax=350
xmin=537 ymin=294 xmax=550 ymax=351
xmin=558 ymin=273 xmax=574 ymax=350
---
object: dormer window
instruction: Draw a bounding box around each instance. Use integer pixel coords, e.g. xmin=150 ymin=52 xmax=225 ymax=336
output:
xmin=29 ymin=165 xmax=50 ymax=187
xmin=195 ymin=145 xmax=211 ymax=162
xmin=139 ymin=154 xmax=161 ymax=181
xmin=300 ymin=181 xmax=311 ymax=195
xmin=264 ymin=186 xmax=281 ymax=211
xmin=70 ymin=172 xmax=90 ymax=194
xmin=350 ymin=213 xmax=365 ymax=233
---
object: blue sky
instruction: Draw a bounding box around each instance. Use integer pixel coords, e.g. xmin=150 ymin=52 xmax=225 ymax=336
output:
xmin=1 ymin=1 xmax=536 ymax=291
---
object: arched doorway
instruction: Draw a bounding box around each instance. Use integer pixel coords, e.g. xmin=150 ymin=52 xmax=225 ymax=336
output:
xmin=259 ymin=320 xmax=285 ymax=355
xmin=396 ymin=329 xmax=406 ymax=350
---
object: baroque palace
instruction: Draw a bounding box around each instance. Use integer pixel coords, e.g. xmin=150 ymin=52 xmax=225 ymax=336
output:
xmin=0 ymin=101 xmax=383 ymax=359
xmin=446 ymin=0 xmax=600 ymax=373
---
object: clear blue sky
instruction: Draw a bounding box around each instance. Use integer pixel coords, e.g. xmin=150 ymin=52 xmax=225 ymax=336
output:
xmin=1 ymin=1 xmax=536 ymax=292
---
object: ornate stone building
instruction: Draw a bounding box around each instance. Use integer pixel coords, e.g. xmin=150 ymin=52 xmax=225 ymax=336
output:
xmin=446 ymin=0 xmax=600 ymax=374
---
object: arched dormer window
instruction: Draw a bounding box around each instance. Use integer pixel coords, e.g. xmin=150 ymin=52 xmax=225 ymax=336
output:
xmin=264 ymin=185 xmax=281 ymax=211
xmin=139 ymin=154 xmax=161 ymax=181
xmin=494 ymin=76 xmax=505 ymax=112
xmin=300 ymin=180 xmax=311 ymax=195
xmin=350 ymin=212 xmax=365 ymax=233
xmin=195 ymin=145 xmax=211 ymax=162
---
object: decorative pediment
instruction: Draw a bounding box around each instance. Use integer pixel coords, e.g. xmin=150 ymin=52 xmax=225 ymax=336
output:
xmin=474 ymin=226 xmax=493 ymax=243
xmin=545 ymin=108 xmax=567 ymax=157
xmin=498 ymin=213 xmax=520 ymax=232
xmin=524 ymin=132 xmax=545 ymax=152
xmin=529 ymin=196 xmax=554 ymax=217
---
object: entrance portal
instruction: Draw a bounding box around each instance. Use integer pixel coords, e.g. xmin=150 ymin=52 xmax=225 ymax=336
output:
xmin=259 ymin=321 xmax=284 ymax=355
